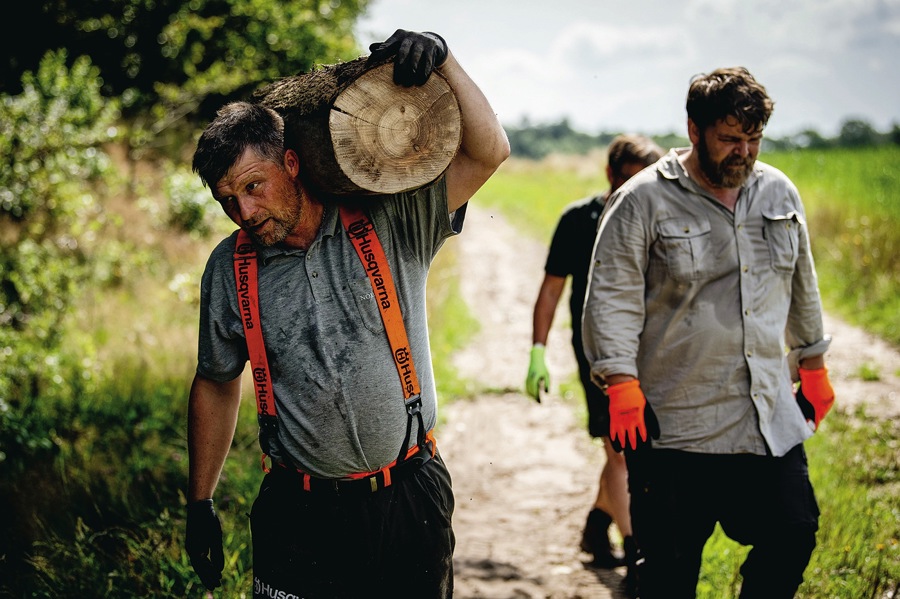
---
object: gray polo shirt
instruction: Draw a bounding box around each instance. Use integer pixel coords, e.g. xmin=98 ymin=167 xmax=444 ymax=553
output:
xmin=582 ymin=149 xmax=830 ymax=457
xmin=197 ymin=177 xmax=463 ymax=478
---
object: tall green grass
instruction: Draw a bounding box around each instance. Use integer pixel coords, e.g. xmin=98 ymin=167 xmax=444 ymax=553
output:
xmin=480 ymin=147 xmax=900 ymax=347
xmin=694 ymin=410 xmax=900 ymax=598
xmin=475 ymin=153 xmax=609 ymax=243
xmin=426 ymin=243 xmax=482 ymax=403
xmin=763 ymin=146 xmax=900 ymax=346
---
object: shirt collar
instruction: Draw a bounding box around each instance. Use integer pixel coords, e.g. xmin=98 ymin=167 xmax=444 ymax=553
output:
xmin=255 ymin=202 xmax=341 ymax=264
xmin=658 ymin=146 xmax=763 ymax=192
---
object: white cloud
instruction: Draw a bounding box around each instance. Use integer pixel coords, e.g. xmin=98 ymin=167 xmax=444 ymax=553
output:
xmin=356 ymin=0 xmax=900 ymax=136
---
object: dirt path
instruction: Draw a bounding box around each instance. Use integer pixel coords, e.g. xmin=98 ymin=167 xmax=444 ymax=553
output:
xmin=438 ymin=204 xmax=900 ymax=599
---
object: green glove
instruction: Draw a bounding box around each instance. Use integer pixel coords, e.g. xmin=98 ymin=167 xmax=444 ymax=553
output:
xmin=526 ymin=344 xmax=550 ymax=402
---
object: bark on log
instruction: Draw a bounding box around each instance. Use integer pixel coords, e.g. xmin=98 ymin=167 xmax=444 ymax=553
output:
xmin=253 ymin=56 xmax=462 ymax=197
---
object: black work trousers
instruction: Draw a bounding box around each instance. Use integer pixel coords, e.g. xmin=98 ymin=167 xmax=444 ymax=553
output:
xmin=625 ymin=444 xmax=819 ymax=599
xmin=250 ymin=452 xmax=455 ymax=599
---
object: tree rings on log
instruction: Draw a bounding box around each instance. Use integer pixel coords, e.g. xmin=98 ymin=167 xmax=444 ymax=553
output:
xmin=254 ymin=57 xmax=462 ymax=196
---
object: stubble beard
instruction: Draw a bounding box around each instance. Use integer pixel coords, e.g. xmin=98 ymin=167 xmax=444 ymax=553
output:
xmin=697 ymin=135 xmax=755 ymax=189
xmin=246 ymin=182 xmax=304 ymax=247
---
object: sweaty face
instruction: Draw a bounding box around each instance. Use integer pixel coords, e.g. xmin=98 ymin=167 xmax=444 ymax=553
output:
xmin=242 ymin=180 xmax=303 ymax=247
xmin=214 ymin=149 xmax=304 ymax=247
xmin=696 ymin=117 xmax=761 ymax=189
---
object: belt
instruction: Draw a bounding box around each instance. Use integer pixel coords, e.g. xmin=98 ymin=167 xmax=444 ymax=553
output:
xmin=274 ymin=443 xmax=434 ymax=496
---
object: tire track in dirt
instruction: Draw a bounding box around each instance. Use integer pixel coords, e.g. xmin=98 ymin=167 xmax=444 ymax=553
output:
xmin=442 ymin=205 xmax=628 ymax=598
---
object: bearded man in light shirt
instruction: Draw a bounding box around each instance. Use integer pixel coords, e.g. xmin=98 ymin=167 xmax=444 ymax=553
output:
xmin=581 ymin=66 xmax=835 ymax=599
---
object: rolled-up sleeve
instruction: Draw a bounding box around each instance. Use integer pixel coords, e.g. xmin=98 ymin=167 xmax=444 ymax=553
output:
xmin=582 ymin=191 xmax=648 ymax=385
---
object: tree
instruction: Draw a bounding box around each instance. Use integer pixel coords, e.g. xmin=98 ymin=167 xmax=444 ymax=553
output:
xmin=838 ymin=118 xmax=880 ymax=147
xmin=3 ymin=0 xmax=369 ymax=143
xmin=0 ymin=51 xmax=120 ymax=405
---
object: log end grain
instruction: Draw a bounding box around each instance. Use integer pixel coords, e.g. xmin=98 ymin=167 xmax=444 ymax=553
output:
xmin=255 ymin=59 xmax=461 ymax=196
xmin=329 ymin=63 xmax=462 ymax=194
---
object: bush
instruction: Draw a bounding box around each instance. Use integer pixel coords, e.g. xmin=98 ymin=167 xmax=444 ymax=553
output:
xmin=0 ymin=50 xmax=121 ymax=405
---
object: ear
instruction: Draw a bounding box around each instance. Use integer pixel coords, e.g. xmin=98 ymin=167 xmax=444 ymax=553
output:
xmin=687 ymin=118 xmax=701 ymax=145
xmin=283 ymin=148 xmax=301 ymax=179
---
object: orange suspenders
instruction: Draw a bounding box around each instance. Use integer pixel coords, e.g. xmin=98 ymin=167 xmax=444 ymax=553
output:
xmin=231 ymin=205 xmax=433 ymax=478
xmin=233 ymin=230 xmax=279 ymax=470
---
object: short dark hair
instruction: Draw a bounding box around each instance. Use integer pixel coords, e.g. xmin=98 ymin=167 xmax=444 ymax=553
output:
xmin=192 ymin=101 xmax=286 ymax=188
xmin=607 ymin=134 xmax=665 ymax=176
xmin=686 ymin=67 xmax=774 ymax=134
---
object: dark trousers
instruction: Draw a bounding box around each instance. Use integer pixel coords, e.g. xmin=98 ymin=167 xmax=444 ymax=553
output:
xmin=250 ymin=452 xmax=455 ymax=599
xmin=625 ymin=444 xmax=819 ymax=599
xmin=573 ymin=337 xmax=610 ymax=438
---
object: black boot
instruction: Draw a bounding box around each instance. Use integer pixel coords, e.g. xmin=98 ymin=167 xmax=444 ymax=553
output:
xmin=623 ymin=535 xmax=643 ymax=598
xmin=580 ymin=508 xmax=625 ymax=568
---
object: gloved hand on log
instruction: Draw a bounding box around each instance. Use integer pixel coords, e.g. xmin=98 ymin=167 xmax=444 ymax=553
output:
xmin=367 ymin=29 xmax=448 ymax=86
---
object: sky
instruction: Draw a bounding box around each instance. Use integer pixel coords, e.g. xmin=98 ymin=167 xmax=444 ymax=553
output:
xmin=354 ymin=0 xmax=900 ymax=138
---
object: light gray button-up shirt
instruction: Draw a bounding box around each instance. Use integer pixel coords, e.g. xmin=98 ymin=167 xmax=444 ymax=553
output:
xmin=582 ymin=149 xmax=830 ymax=457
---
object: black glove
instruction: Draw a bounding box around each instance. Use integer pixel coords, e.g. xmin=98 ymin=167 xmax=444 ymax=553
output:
xmin=795 ymin=385 xmax=816 ymax=424
xmin=185 ymin=498 xmax=224 ymax=590
xmin=366 ymin=29 xmax=448 ymax=86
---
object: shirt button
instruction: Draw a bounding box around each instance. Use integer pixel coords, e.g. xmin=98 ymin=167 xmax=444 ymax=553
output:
xmin=744 ymin=309 xmax=750 ymax=315
xmin=746 ymin=351 xmax=753 ymax=358
xmin=311 ymin=271 xmax=318 ymax=278
xmin=742 ymin=266 xmax=749 ymax=272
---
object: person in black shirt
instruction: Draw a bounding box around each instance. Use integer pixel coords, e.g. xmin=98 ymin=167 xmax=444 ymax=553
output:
xmin=525 ymin=134 xmax=663 ymax=597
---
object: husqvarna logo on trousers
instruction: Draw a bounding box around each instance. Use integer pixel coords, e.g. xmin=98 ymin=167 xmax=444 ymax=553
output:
xmin=254 ymin=577 xmax=301 ymax=599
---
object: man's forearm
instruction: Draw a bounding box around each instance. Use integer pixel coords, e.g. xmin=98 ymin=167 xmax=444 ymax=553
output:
xmin=799 ymin=354 xmax=826 ymax=370
xmin=441 ymin=52 xmax=508 ymax=164
xmin=605 ymin=373 xmax=637 ymax=387
xmin=188 ymin=374 xmax=242 ymax=502
xmin=532 ymin=275 xmax=565 ymax=345
xmin=439 ymin=51 xmax=510 ymax=210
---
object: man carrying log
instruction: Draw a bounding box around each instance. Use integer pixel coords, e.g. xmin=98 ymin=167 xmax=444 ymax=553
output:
xmin=184 ymin=29 xmax=509 ymax=598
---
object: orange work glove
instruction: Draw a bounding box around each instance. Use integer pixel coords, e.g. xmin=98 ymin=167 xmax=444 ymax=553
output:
xmin=607 ymin=379 xmax=660 ymax=452
xmin=796 ymin=367 xmax=835 ymax=431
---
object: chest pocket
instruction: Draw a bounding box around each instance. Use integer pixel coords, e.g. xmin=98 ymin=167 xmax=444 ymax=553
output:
xmin=762 ymin=210 xmax=801 ymax=274
xmin=349 ymin=277 xmax=385 ymax=334
xmin=657 ymin=217 xmax=713 ymax=282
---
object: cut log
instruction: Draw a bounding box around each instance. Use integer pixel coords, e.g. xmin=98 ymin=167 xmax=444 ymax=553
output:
xmin=253 ymin=57 xmax=462 ymax=197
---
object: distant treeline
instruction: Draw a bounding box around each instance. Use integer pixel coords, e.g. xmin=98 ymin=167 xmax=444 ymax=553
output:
xmin=504 ymin=117 xmax=900 ymax=159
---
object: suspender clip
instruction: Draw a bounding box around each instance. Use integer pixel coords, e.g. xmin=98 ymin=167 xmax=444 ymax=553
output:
xmin=404 ymin=394 xmax=422 ymax=416
xmin=257 ymin=414 xmax=279 ymax=455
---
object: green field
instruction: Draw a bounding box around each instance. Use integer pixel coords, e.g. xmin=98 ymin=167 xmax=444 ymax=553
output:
xmin=765 ymin=147 xmax=900 ymax=345
xmin=479 ymin=146 xmax=900 ymax=347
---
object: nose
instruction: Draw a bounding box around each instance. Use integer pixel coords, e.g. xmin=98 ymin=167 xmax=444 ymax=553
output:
xmin=734 ymin=141 xmax=750 ymax=156
xmin=235 ymin=195 xmax=260 ymax=223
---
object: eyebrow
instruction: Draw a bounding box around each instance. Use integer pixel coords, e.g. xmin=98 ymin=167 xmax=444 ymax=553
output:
xmin=720 ymin=133 xmax=762 ymax=141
